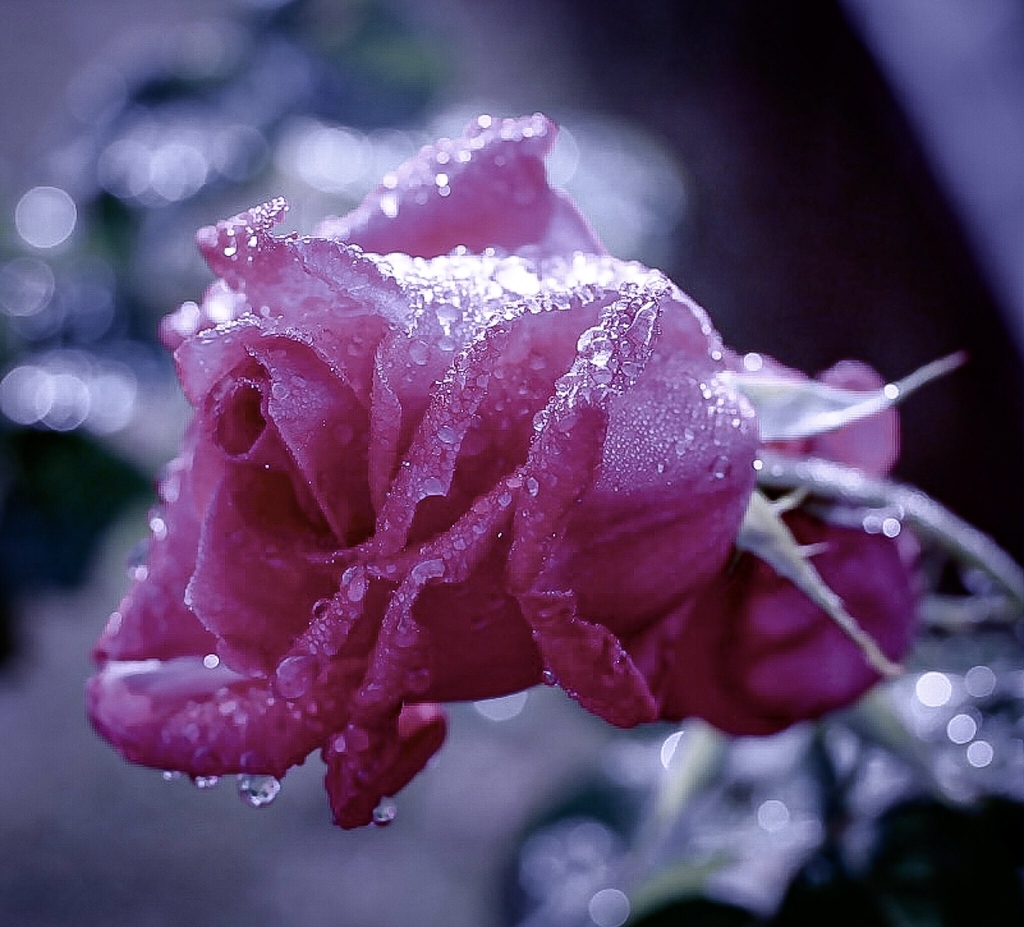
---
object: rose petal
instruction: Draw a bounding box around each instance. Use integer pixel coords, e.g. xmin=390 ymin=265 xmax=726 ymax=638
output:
xmin=655 ymin=513 xmax=916 ymax=734
xmin=562 ymin=350 xmax=758 ymax=636
xmin=86 ymin=657 xmax=328 ymax=777
xmin=93 ymin=452 xmax=216 ymax=664
xmin=323 ymin=703 xmax=446 ymax=829
xmin=508 ymin=286 xmax=677 ymax=726
xmin=252 ymin=337 xmax=374 ymax=544
xmin=811 ymin=360 xmax=898 ymax=474
xmin=187 ymin=447 xmax=338 ymax=676
xmin=315 ymin=114 xmax=604 ymax=259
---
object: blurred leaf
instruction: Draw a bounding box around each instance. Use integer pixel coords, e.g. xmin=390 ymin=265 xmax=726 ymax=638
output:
xmin=0 ymin=427 xmax=149 ymax=591
xmin=771 ymin=847 xmax=890 ymax=927
xmin=628 ymin=857 xmax=732 ymax=926
xmin=628 ymin=896 xmax=761 ymax=927
xmin=868 ymin=798 xmax=1024 ymax=926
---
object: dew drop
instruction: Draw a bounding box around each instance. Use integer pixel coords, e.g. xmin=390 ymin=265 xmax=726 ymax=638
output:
xmin=710 ymin=455 xmax=731 ymax=480
xmin=346 ymin=573 xmax=368 ymax=602
xmin=192 ymin=775 xmax=220 ymax=790
xmin=372 ymin=797 xmax=397 ymax=826
xmin=436 ymin=424 xmax=458 ymax=444
xmin=236 ymin=774 xmax=281 ymax=808
xmin=408 ymin=340 xmax=429 ymax=365
xmin=660 ymin=730 xmax=683 ymax=768
xmin=274 ymin=654 xmax=317 ymax=699
xmin=162 ymin=770 xmax=184 ymax=782
xmin=379 ymin=191 xmax=399 ymax=219
xmin=410 ymin=558 xmax=445 ymax=583
xmin=474 ymin=690 xmax=529 ymax=721
xmin=148 ymin=513 xmax=168 ymax=540
xmin=419 ymin=476 xmax=445 ymax=498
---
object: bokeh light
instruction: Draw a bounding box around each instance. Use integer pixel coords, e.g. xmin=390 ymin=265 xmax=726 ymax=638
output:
xmin=15 ymin=186 xmax=77 ymax=249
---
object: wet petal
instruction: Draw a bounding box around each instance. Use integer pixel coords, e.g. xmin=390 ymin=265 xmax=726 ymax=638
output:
xmin=323 ymin=703 xmax=446 ymax=829
xmin=315 ymin=114 xmax=604 ymax=258
xmin=187 ymin=451 xmax=337 ymax=676
xmin=93 ymin=451 xmax=216 ymax=664
xmin=86 ymin=657 xmax=328 ymax=778
xmin=656 ymin=513 xmax=916 ymax=734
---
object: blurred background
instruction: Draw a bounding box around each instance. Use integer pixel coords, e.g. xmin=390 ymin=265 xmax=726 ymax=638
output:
xmin=0 ymin=1 xmax=1021 ymax=925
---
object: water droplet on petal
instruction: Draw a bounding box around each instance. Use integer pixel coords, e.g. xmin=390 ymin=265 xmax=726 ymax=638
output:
xmin=236 ymin=774 xmax=281 ymax=808
xmin=192 ymin=775 xmax=220 ymax=790
xmin=274 ymin=654 xmax=317 ymax=699
xmin=162 ymin=770 xmax=184 ymax=782
xmin=419 ymin=476 xmax=445 ymax=499
xmin=346 ymin=573 xmax=368 ymax=602
xmin=408 ymin=340 xmax=429 ymax=365
xmin=710 ymin=455 xmax=731 ymax=479
xmin=372 ymin=797 xmax=397 ymax=826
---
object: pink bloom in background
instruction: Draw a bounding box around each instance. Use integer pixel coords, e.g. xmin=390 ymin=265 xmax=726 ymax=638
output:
xmin=87 ymin=114 xmax=916 ymax=828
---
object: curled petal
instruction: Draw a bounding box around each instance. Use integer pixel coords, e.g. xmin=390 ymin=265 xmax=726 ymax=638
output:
xmin=315 ymin=114 xmax=605 ymax=258
xmin=87 ymin=657 xmax=330 ymax=778
xmin=93 ymin=452 xmax=215 ymax=665
xmin=323 ymin=704 xmax=447 ymax=829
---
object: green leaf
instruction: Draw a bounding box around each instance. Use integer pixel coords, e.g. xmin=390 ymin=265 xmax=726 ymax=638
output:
xmin=726 ymin=353 xmax=965 ymax=442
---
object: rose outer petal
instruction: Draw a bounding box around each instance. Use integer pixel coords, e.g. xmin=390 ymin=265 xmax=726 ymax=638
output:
xmin=652 ymin=513 xmax=916 ymax=734
xmin=323 ymin=703 xmax=446 ymax=829
xmin=86 ymin=659 xmax=297 ymax=777
xmin=93 ymin=452 xmax=216 ymax=665
xmin=315 ymin=114 xmax=605 ymax=259
xmin=811 ymin=360 xmax=899 ymax=475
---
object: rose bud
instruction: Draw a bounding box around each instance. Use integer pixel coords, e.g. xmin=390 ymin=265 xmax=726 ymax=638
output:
xmin=87 ymin=114 xmax=915 ymax=827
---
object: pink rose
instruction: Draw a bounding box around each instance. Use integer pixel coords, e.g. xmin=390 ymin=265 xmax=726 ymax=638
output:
xmin=87 ymin=114 xmax=915 ymax=827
